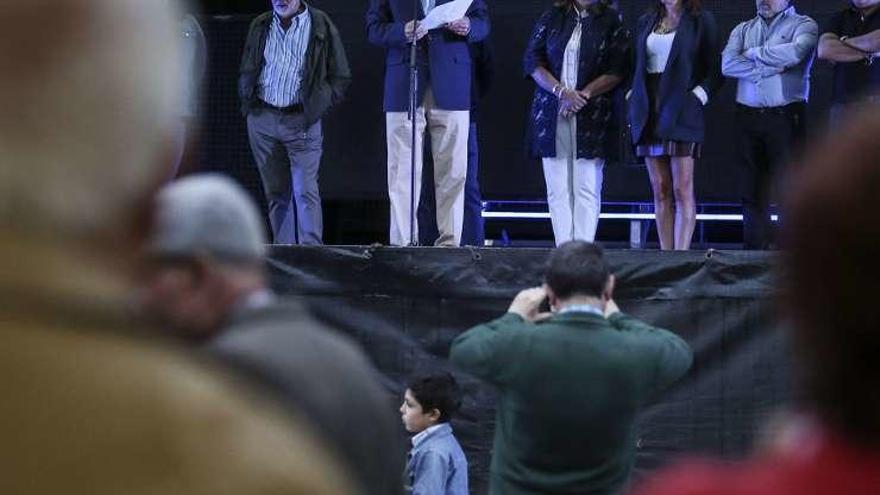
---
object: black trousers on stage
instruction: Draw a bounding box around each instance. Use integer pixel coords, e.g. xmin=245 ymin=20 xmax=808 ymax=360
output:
xmin=736 ymin=102 xmax=805 ymax=250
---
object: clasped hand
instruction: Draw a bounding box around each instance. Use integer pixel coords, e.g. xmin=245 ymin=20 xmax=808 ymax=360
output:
xmin=559 ymin=88 xmax=591 ymax=119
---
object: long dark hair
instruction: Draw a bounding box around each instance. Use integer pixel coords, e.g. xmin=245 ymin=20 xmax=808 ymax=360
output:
xmin=652 ymin=0 xmax=702 ymax=16
xmin=553 ymin=0 xmax=615 ymax=15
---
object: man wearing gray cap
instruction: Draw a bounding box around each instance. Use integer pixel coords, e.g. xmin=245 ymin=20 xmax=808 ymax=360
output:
xmin=140 ymin=173 xmax=406 ymax=495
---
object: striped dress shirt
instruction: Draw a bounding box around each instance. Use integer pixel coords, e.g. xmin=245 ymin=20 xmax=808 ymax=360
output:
xmin=258 ymin=9 xmax=312 ymax=107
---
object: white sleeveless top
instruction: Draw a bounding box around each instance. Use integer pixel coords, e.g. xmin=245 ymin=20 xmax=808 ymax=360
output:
xmin=646 ymin=31 xmax=676 ymax=74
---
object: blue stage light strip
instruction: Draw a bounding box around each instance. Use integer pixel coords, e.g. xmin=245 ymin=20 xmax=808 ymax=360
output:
xmin=482 ymin=211 xmax=780 ymax=222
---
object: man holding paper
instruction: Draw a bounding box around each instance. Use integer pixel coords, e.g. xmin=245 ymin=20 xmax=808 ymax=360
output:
xmin=367 ymin=0 xmax=490 ymax=246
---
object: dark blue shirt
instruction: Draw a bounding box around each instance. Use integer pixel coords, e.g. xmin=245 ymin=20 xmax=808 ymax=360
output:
xmin=821 ymin=5 xmax=880 ymax=104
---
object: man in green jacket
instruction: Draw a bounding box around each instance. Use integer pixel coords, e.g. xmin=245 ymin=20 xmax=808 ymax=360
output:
xmin=450 ymin=241 xmax=693 ymax=494
xmin=239 ymin=0 xmax=351 ymax=245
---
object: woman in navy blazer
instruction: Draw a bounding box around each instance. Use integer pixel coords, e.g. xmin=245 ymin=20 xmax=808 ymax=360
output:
xmin=628 ymin=0 xmax=722 ymax=250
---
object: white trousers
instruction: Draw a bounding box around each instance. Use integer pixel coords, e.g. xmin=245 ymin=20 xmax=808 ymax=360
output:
xmin=386 ymin=90 xmax=469 ymax=246
xmin=542 ymin=115 xmax=604 ymax=246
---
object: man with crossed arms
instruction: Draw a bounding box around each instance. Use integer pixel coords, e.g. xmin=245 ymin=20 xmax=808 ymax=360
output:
xmin=818 ymin=0 xmax=880 ymax=126
xmin=721 ymin=0 xmax=818 ymax=249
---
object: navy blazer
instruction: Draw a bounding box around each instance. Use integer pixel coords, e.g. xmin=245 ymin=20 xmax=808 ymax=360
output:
xmin=628 ymin=9 xmax=723 ymax=144
xmin=366 ymin=0 xmax=490 ymax=112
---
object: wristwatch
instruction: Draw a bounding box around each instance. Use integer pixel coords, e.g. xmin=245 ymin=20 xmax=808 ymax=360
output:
xmin=840 ymin=35 xmax=874 ymax=65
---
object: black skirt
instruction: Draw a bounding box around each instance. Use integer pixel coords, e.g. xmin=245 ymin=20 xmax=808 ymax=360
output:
xmin=635 ymin=73 xmax=702 ymax=159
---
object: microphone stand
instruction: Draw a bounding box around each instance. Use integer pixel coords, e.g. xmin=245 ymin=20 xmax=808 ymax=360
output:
xmin=407 ymin=0 xmax=421 ymax=246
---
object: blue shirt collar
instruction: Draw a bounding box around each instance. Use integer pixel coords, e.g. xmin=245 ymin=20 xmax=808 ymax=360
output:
xmin=411 ymin=423 xmax=451 ymax=449
xmin=558 ymin=304 xmax=604 ymax=317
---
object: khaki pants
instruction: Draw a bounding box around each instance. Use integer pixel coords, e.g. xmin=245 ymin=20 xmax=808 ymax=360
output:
xmin=386 ymin=90 xmax=469 ymax=246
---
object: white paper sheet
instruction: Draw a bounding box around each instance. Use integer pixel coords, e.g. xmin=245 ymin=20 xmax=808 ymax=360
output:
xmin=420 ymin=0 xmax=474 ymax=31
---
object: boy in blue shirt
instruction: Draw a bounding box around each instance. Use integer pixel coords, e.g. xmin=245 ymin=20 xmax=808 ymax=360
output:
xmin=400 ymin=373 xmax=469 ymax=495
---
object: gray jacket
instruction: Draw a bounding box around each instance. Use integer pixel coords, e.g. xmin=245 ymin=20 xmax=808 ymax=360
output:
xmin=206 ymin=299 xmax=406 ymax=495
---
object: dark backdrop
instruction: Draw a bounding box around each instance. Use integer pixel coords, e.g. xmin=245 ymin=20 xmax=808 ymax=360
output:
xmin=194 ymin=0 xmax=844 ymax=220
xmin=268 ymin=246 xmax=792 ymax=494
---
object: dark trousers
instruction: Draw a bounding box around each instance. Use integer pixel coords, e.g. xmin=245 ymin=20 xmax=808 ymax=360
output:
xmin=418 ymin=121 xmax=484 ymax=246
xmin=736 ymin=103 xmax=805 ymax=250
xmin=247 ymin=108 xmax=324 ymax=245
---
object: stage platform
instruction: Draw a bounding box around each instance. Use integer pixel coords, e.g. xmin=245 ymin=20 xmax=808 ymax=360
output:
xmin=267 ymin=246 xmax=791 ymax=492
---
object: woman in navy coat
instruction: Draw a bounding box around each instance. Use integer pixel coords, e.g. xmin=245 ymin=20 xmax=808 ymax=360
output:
xmin=524 ymin=0 xmax=631 ymax=246
xmin=628 ymin=0 xmax=722 ymax=250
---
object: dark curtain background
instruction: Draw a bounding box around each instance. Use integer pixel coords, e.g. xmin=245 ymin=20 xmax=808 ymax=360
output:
xmin=268 ymin=246 xmax=793 ymax=494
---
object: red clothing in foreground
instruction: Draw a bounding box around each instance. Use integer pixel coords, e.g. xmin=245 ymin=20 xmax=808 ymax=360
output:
xmin=634 ymin=423 xmax=880 ymax=495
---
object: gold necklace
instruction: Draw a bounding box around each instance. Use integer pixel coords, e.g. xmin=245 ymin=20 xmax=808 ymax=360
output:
xmin=655 ymin=15 xmax=678 ymax=34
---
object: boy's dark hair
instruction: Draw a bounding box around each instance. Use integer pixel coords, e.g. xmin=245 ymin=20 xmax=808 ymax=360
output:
xmin=544 ymin=241 xmax=610 ymax=300
xmin=408 ymin=373 xmax=462 ymax=423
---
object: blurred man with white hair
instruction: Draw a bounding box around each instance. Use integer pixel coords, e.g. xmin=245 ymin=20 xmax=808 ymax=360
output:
xmin=140 ymin=173 xmax=407 ymax=495
xmin=0 ymin=1 xmax=354 ymax=493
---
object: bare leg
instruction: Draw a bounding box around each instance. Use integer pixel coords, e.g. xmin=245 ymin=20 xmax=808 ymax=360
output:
xmin=671 ymin=156 xmax=696 ymax=250
xmin=646 ymin=157 xmax=674 ymax=250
